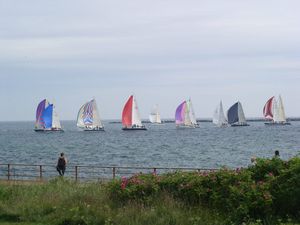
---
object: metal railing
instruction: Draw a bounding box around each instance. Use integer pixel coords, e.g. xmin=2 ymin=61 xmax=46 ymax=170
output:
xmin=0 ymin=163 xmax=217 ymax=182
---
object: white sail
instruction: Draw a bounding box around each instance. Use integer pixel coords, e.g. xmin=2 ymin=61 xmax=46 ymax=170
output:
xmin=272 ymin=98 xmax=280 ymax=122
xmin=149 ymin=104 xmax=161 ymax=124
xmin=92 ymin=99 xmax=103 ymax=128
xmin=184 ymin=104 xmax=192 ymax=126
xmin=187 ymin=99 xmax=198 ymax=126
xmin=76 ymin=104 xmax=85 ymax=128
xmin=237 ymin=101 xmax=246 ymax=124
xmin=149 ymin=114 xmax=156 ymax=123
xmin=213 ymin=101 xmax=227 ymax=127
xmin=77 ymin=99 xmax=104 ymax=129
xmin=132 ymin=96 xmax=143 ymax=126
xmin=52 ymin=104 xmax=62 ymax=129
xmin=213 ymin=106 xmax=219 ymax=125
xmin=276 ymin=95 xmax=286 ymax=123
xmin=218 ymin=101 xmax=227 ymax=125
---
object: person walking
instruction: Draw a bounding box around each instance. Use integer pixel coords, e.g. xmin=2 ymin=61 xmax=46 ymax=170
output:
xmin=56 ymin=152 xmax=67 ymax=176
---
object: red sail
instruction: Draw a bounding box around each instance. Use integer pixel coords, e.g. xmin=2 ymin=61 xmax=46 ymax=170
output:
xmin=122 ymin=95 xmax=133 ymax=127
xmin=263 ymin=96 xmax=274 ymax=119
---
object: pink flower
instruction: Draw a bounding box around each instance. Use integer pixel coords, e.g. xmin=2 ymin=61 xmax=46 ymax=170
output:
xmin=268 ymin=172 xmax=274 ymax=177
xmin=121 ymin=177 xmax=128 ymax=190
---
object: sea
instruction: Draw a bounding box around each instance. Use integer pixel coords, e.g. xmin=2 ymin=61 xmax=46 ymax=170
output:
xmin=0 ymin=120 xmax=300 ymax=170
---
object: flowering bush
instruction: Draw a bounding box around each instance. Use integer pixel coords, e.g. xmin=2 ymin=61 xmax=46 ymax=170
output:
xmin=107 ymin=156 xmax=300 ymax=223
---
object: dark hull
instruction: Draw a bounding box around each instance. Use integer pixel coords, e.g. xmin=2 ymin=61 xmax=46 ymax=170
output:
xmin=231 ymin=124 xmax=249 ymax=127
xmin=34 ymin=129 xmax=64 ymax=132
xmin=176 ymin=125 xmax=198 ymax=129
xmin=264 ymin=122 xmax=291 ymax=126
xmin=122 ymin=127 xmax=147 ymax=131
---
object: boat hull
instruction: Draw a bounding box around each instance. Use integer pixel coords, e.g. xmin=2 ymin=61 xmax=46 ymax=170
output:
xmin=230 ymin=124 xmax=249 ymax=127
xmin=34 ymin=128 xmax=64 ymax=132
xmin=122 ymin=127 xmax=147 ymax=131
xmin=83 ymin=127 xmax=105 ymax=131
xmin=176 ymin=125 xmax=198 ymax=129
xmin=264 ymin=122 xmax=291 ymax=126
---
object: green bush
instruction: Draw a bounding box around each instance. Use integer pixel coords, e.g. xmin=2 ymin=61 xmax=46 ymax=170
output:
xmin=107 ymin=157 xmax=300 ymax=224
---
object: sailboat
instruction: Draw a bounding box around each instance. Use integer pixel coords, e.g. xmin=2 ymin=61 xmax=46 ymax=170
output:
xmin=263 ymin=95 xmax=291 ymax=125
xmin=227 ymin=101 xmax=249 ymax=126
xmin=213 ymin=101 xmax=228 ymax=127
xmin=175 ymin=99 xmax=199 ymax=128
xmin=122 ymin=95 xmax=147 ymax=130
xmin=34 ymin=99 xmax=63 ymax=132
xmin=77 ymin=99 xmax=104 ymax=131
xmin=149 ymin=104 xmax=162 ymax=124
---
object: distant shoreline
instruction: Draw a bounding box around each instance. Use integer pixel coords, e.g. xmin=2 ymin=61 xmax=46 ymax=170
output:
xmin=110 ymin=117 xmax=300 ymax=124
xmin=1 ymin=117 xmax=300 ymax=123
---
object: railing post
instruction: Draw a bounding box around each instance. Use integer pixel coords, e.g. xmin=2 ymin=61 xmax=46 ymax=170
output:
xmin=75 ymin=166 xmax=78 ymax=182
xmin=7 ymin=164 xmax=10 ymax=180
xmin=39 ymin=165 xmax=43 ymax=180
xmin=112 ymin=167 xmax=116 ymax=179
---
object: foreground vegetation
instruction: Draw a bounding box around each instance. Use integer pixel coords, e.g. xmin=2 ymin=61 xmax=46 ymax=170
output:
xmin=0 ymin=157 xmax=300 ymax=225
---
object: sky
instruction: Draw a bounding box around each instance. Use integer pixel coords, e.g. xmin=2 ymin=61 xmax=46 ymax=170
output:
xmin=0 ymin=0 xmax=300 ymax=121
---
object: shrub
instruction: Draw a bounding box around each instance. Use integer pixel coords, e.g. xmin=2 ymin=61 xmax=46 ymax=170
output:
xmin=106 ymin=157 xmax=300 ymax=224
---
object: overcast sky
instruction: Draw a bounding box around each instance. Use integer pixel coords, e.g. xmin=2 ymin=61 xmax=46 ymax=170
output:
xmin=0 ymin=0 xmax=300 ymax=121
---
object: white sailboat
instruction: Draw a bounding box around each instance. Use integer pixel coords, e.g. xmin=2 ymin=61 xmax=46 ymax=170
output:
xmin=77 ymin=99 xmax=104 ymax=131
xmin=149 ymin=104 xmax=162 ymax=124
xmin=263 ymin=95 xmax=291 ymax=125
xmin=213 ymin=101 xmax=228 ymax=127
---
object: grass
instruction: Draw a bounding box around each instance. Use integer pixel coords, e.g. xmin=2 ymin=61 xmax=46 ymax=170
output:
xmin=0 ymin=178 xmax=225 ymax=225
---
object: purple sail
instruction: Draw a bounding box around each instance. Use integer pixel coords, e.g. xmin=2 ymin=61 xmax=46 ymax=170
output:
xmin=36 ymin=99 xmax=46 ymax=125
xmin=175 ymin=101 xmax=186 ymax=124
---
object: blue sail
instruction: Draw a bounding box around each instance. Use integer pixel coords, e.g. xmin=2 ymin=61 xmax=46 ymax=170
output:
xmin=41 ymin=104 xmax=53 ymax=129
xmin=227 ymin=102 xmax=239 ymax=124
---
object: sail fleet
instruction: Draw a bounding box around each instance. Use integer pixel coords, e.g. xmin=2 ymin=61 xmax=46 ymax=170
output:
xmin=34 ymin=94 xmax=292 ymax=131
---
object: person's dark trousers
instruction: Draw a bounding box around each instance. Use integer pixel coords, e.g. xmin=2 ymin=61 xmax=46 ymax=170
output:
xmin=57 ymin=166 xmax=65 ymax=176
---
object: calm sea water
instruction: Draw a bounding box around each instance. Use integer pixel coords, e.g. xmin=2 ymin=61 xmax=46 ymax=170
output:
xmin=0 ymin=121 xmax=299 ymax=169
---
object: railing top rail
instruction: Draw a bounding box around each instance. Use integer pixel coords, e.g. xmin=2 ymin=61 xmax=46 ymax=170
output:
xmin=0 ymin=163 xmax=218 ymax=171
